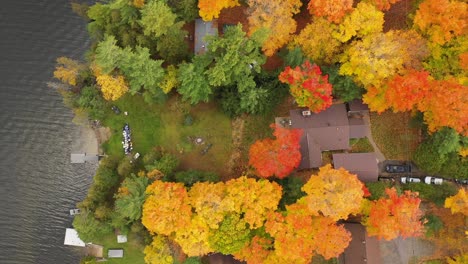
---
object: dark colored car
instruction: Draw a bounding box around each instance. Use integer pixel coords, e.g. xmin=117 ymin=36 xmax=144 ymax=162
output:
xmin=455 ymin=179 xmax=468 ymax=185
xmin=385 ymin=164 xmax=411 ymax=173
xmin=111 ymin=105 xmax=121 ymax=114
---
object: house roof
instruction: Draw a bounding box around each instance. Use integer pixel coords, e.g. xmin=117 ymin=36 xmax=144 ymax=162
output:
xmin=290 ymin=104 xmax=349 ymax=129
xmin=195 ymin=19 xmax=218 ymax=54
xmin=332 ymin=153 xmax=379 ymax=182
xmin=291 ymin=105 xmax=350 ymax=168
xmin=349 ymin=117 xmax=367 ymax=139
xmin=339 ymin=223 xmax=381 ymax=264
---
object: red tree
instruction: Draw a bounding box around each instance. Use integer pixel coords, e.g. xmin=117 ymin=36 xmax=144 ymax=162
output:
xmin=249 ymin=124 xmax=302 ymax=178
xmin=279 ymin=61 xmax=333 ymax=113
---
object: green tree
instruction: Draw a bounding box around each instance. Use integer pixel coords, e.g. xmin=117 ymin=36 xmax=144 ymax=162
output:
xmin=73 ymin=211 xmax=113 ymax=242
xmin=177 ymin=59 xmax=213 ymax=104
xmin=94 ymin=35 xmax=121 ymax=74
xmin=209 ymin=214 xmax=252 ymax=254
xmin=139 ymin=1 xmax=177 ymax=38
xmin=156 ymin=22 xmax=190 ymax=64
xmin=77 ymin=85 xmax=106 ymax=120
xmin=322 ymin=64 xmax=364 ymax=102
xmin=118 ymin=46 xmax=165 ymax=94
xmin=174 ymin=170 xmax=220 ymax=186
xmin=145 ymin=153 xmax=180 ymax=180
xmin=413 ymin=141 xmax=447 ymax=174
xmin=431 ymin=127 xmax=461 ymax=156
xmin=167 ymin=0 xmax=199 ymax=21
xmin=114 ymin=174 xmax=149 ymax=223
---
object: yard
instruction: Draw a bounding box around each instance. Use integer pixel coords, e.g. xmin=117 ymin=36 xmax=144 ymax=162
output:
xmin=369 ymin=111 xmax=420 ymax=160
xmin=92 ymin=232 xmax=146 ymax=264
xmin=101 ymin=95 xmax=233 ymax=178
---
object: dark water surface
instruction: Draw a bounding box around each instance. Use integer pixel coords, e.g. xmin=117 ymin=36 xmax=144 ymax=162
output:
xmin=0 ymin=1 xmax=95 ymax=263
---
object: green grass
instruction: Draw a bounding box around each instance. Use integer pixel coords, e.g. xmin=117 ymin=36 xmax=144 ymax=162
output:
xmin=93 ymin=232 xmax=145 ymax=263
xmin=349 ymin=137 xmax=374 ymax=153
xmin=101 ymin=95 xmax=233 ymax=177
xmin=369 ymin=111 xmax=420 ymax=160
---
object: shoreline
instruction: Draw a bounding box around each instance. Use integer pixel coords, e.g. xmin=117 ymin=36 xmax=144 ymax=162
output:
xmin=72 ymin=121 xmax=110 ymax=157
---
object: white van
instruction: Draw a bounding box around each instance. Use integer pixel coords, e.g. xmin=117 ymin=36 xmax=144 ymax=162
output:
xmin=424 ymin=176 xmax=443 ymax=185
xmin=401 ymin=177 xmax=421 ymax=184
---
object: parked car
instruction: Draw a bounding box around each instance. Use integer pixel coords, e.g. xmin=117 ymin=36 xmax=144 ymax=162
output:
xmin=454 ymin=179 xmax=468 ymax=185
xmin=111 ymin=105 xmax=121 ymax=114
xmin=424 ymin=176 xmax=443 ymax=185
xmin=401 ymin=177 xmax=421 ymax=184
xmin=385 ymin=164 xmax=411 ymax=173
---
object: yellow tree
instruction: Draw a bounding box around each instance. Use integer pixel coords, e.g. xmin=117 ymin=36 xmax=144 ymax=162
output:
xmin=307 ymin=0 xmax=353 ymax=24
xmin=188 ymin=182 xmax=227 ymax=229
xmin=95 ymin=74 xmax=129 ymax=101
xmin=332 ymin=2 xmax=384 ymax=43
xmin=144 ymin=235 xmax=174 ymax=264
xmin=247 ymin=0 xmax=302 ymax=56
xmin=198 ymin=0 xmax=239 ymax=21
xmin=413 ymin=0 xmax=468 ymax=45
xmin=53 ymin=57 xmax=86 ymax=86
xmin=142 ymin=181 xmax=192 ymax=236
xmin=445 ymin=188 xmax=468 ymax=215
xmin=298 ymin=164 xmax=365 ymax=221
xmin=174 ymin=215 xmax=214 ymax=256
xmin=223 ymin=176 xmax=283 ymax=228
xmin=341 ymin=30 xmax=429 ymax=89
xmin=290 ymin=18 xmax=342 ymax=65
xmin=159 ymin=65 xmax=179 ymax=94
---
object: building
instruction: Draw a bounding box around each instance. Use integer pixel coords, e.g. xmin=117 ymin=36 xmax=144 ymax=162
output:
xmin=108 ymin=249 xmax=124 ymax=258
xmin=332 ymin=153 xmax=379 ymax=182
xmin=289 ymin=104 xmax=369 ymax=169
xmin=194 ymin=19 xmax=218 ymax=54
xmin=339 ymin=223 xmax=381 ymax=264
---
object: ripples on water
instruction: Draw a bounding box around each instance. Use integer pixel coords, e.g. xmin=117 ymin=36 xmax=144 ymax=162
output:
xmin=0 ymin=1 xmax=94 ymax=263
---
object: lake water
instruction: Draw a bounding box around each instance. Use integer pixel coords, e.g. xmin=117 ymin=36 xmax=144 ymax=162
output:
xmin=0 ymin=1 xmax=96 ymax=263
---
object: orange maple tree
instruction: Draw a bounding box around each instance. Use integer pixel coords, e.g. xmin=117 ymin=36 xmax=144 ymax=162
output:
xmin=247 ymin=0 xmax=302 ymax=56
xmin=307 ymin=0 xmax=353 ymax=24
xmin=384 ymin=70 xmax=431 ymax=112
xmin=413 ymin=0 xmax=467 ymax=45
xmin=363 ymin=0 xmax=403 ymax=11
xmin=417 ymin=78 xmax=468 ymax=136
xmin=249 ymin=124 xmax=302 ymax=178
xmin=279 ymin=61 xmax=333 ymax=113
xmin=363 ymin=188 xmax=424 ymax=240
xmin=233 ymin=235 xmax=273 ymax=264
xmin=198 ymin=0 xmax=239 ymax=21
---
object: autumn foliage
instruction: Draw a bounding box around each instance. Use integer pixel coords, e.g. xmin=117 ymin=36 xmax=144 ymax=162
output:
xmin=364 ymin=0 xmax=403 ymax=11
xmin=95 ymin=74 xmax=129 ymax=101
xmin=307 ymin=0 xmax=353 ymax=24
xmin=198 ymin=0 xmax=239 ymax=21
xmin=279 ymin=61 xmax=333 ymax=113
xmin=363 ymin=188 xmax=424 ymax=240
xmin=384 ymin=70 xmax=431 ymax=112
xmin=444 ymin=188 xmax=468 ymax=215
xmin=248 ymin=124 xmax=302 ymax=178
xmin=53 ymin=57 xmax=86 ymax=86
xmin=247 ymin=0 xmax=302 ymax=56
xmin=413 ymin=0 xmax=468 ymax=45
xmin=299 ymin=164 xmax=365 ymax=221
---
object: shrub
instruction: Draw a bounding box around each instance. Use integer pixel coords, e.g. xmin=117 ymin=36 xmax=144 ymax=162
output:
xmin=174 ymin=170 xmax=220 ymax=186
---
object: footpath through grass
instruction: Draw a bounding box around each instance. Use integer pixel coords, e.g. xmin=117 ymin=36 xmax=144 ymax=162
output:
xmin=101 ymin=95 xmax=233 ymax=178
xmin=370 ymin=111 xmax=420 ymax=160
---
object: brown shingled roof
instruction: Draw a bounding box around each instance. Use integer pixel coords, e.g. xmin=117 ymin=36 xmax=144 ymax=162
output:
xmin=339 ymin=223 xmax=381 ymax=264
xmin=332 ymin=153 xmax=379 ymax=182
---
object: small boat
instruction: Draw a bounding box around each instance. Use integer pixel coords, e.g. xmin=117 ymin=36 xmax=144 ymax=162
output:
xmin=70 ymin=208 xmax=81 ymax=216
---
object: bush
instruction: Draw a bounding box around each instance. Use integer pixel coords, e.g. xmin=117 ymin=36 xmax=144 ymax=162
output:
xmin=77 ymin=85 xmax=106 ymax=120
xmin=424 ymin=214 xmax=444 ymax=238
xmin=145 ymin=153 xmax=180 ymax=180
xmin=400 ymin=183 xmax=458 ymax=206
xmin=73 ymin=211 xmax=113 ymax=242
xmin=174 ymin=170 xmax=220 ymax=186
xmin=117 ymin=156 xmax=134 ymax=176
xmin=322 ymin=64 xmax=364 ymax=102
xmin=365 ymin=181 xmax=394 ymax=200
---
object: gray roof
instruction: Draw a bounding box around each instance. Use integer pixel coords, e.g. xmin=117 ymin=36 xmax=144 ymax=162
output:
xmin=349 ymin=117 xmax=367 ymax=139
xmin=291 ymin=105 xmax=350 ymax=168
xmin=332 ymin=153 xmax=379 ymax=182
xmin=339 ymin=223 xmax=381 ymax=264
xmin=108 ymin=249 xmax=124 ymax=258
xmin=195 ymin=19 xmax=218 ymax=54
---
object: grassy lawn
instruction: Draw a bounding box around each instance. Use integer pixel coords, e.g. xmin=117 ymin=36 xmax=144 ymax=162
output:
xmin=93 ymin=232 xmax=146 ymax=264
xmin=101 ymin=95 xmax=233 ymax=178
xmin=349 ymin=137 xmax=374 ymax=153
xmin=369 ymin=111 xmax=420 ymax=160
